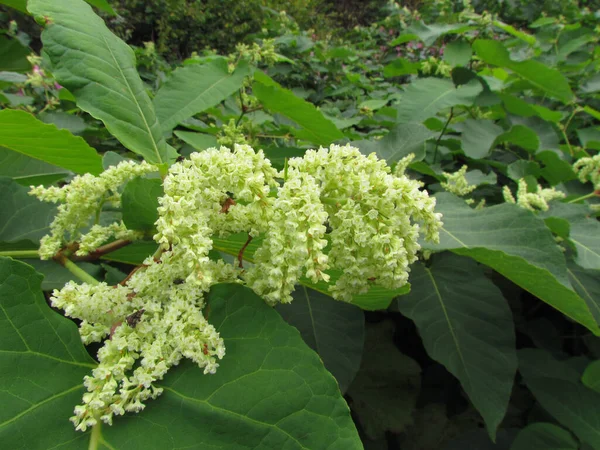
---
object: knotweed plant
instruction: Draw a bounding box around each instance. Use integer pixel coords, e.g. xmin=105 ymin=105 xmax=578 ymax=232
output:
xmin=29 ymin=144 xmax=442 ymax=431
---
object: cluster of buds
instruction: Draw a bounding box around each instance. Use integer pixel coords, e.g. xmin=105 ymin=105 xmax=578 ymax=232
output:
xmin=503 ymin=179 xmax=565 ymax=211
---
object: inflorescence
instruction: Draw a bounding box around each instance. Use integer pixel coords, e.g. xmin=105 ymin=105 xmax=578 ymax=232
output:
xmin=29 ymin=144 xmax=442 ymax=431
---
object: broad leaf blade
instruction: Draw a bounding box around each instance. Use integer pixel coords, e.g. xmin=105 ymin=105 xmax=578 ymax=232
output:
xmin=510 ymin=423 xmax=578 ymax=450
xmin=28 ymin=0 xmax=169 ymax=165
xmin=456 ymin=119 xmax=503 ymax=159
xmin=396 ymin=254 xmax=516 ymax=440
xmin=0 ymin=109 xmax=103 ymax=175
xmin=423 ymin=193 xmax=599 ymax=334
xmin=276 ymin=286 xmax=364 ymax=393
xmin=102 ymin=283 xmax=362 ymax=449
xmin=582 ymin=360 xmax=600 ymax=394
xmin=0 ymin=146 xmax=69 ymax=186
xmin=0 ymin=177 xmax=56 ymax=248
xmin=396 ymin=78 xmax=481 ymax=124
xmin=0 ymin=257 xmax=96 ymax=449
xmin=154 ymin=60 xmax=249 ymax=134
xmin=253 ymin=71 xmax=344 ymax=146
xmin=519 ymin=349 xmax=600 ymax=449
xmin=121 ymin=178 xmax=163 ymax=232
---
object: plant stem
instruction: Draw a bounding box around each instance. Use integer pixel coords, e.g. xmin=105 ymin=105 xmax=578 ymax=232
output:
xmin=88 ymin=421 xmax=101 ymax=450
xmin=55 ymin=254 xmax=100 ymax=286
xmin=433 ymin=107 xmax=454 ymax=164
xmin=72 ymin=239 xmax=132 ymax=262
xmin=0 ymin=250 xmax=40 ymax=258
xmin=567 ymin=191 xmax=598 ymax=204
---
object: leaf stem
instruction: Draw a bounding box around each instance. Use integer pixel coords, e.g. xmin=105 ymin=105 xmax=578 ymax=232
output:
xmin=0 ymin=250 xmax=40 ymax=258
xmin=55 ymin=253 xmax=100 ymax=286
xmin=567 ymin=191 xmax=599 ymax=204
xmin=88 ymin=421 xmax=101 ymax=450
xmin=433 ymin=107 xmax=454 ymax=164
xmin=71 ymin=239 xmax=133 ymax=262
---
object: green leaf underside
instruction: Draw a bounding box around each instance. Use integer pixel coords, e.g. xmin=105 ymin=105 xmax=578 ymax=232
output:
xmin=347 ymin=321 xmax=421 ymax=439
xmin=121 ymin=178 xmax=163 ymax=232
xmin=519 ymin=349 xmax=600 ymax=449
xmin=0 ymin=257 xmax=95 ymax=450
xmin=0 ymin=146 xmax=69 ymax=185
xmin=473 ymin=39 xmax=574 ymax=103
xmin=0 ymin=177 xmax=56 ymax=247
xmin=100 ymin=284 xmax=362 ymax=449
xmin=396 ymin=254 xmax=516 ymax=440
xmin=0 ymin=36 xmax=31 ymax=72
xmin=28 ymin=0 xmax=169 ymax=165
xmin=174 ymin=130 xmax=219 ymax=151
xmin=276 ymin=286 xmax=364 ymax=393
xmin=567 ymin=262 xmax=600 ymax=326
xmin=0 ymin=110 xmax=103 ymax=175
xmin=423 ymin=193 xmax=599 ymax=334
xmin=396 ymin=78 xmax=482 ymax=125
xmin=354 ymin=123 xmax=437 ymax=163
xmin=253 ymin=71 xmax=344 ymax=146
xmin=510 ymin=423 xmax=578 ymax=450
xmin=456 ymin=119 xmax=503 ymax=159
xmin=154 ymin=59 xmax=249 ymax=134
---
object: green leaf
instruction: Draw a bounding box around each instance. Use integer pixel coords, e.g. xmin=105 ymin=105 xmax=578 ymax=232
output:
xmin=101 ymin=241 xmax=157 ymax=265
xmin=154 ymin=60 xmax=249 ymax=134
xmin=28 ymin=0 xmax=169 ymax=165
xmin=0 ymin=146 xmax=69 ymax=186
xmin=500 ymin=93 xmax=563 ymax=122
xmin=536 ymin=151 xmax=577 ymax=186
xmin=456 ymin=119 xmax=503 ymax=159
xmin=492 ymin=20 xmax=536 ymax=45
xmin=519 ymin=349 xmax=600 ymax=449
xmin=354 ymin=123 xmax=437 ymax=163
xmin=0 ymin=257 xmax=96 ymax=449
xmin=396 ymin=78 xmax=482 ymax=124
xmin=568 ymin=262 xmax=600 ymax=326
xmin=174 ymin=130 xmax=218 ymax=151
xmin=0 ymin=109 xmax=103 ymax=175
xmin=0 ymin=177 xmax=56 ymax=248
xmin=584 ymin=106 xmax=600 ymax=122
xmin=497 ymin=124 xmax=540 ymax=152
xmin=383 ymin=58 xmax=420 ymax=78
xmin=392 ymin=22 xmax=474 ymax=46
xmin=84 ymin=0 xmax=115 ymax=15
xmin=423 ymin=193 xmax=600 ymax=334
xmin=347 ymin=321 xmax=421 ymax=440
xmin=582 ymin=360 xmax=600 ymax=393
xmin=0 ymin=0 xmax=27 ymax=13
xmin=510 ymin=423 xmax=578 ymax=450
xmin=359 ymin=99 xmax=388 ymax=111
xmin=121 ymin=178 xmax=163 ymax=232
xmin=507 ymin=160 xmax=541 ymax=181
xmin=473 ymin=40 xmax=574 ymax=103
xmin=395 ymin=254 xmax=516 ymax=440
xmin=22 ymin=259 xmax=102 ymax=291
xmin=101 ymin=283 xmax=362 ymax=449
xmin=578 ymin=127 xmax=600 ymax=150
xmin=569 ymin=218 xmax=600 ymax=271
xmin=0 ymin=36 xmax=31 ymax=72
xmin=252 ymin=71 xmax=344 ymax=146
xmin=276 ymin=286 xmax=364 ymax=393
xmin=443 ymin=40 xmax=472 ymax=67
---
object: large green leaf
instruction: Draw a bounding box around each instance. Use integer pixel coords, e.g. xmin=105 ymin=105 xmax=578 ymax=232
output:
xmin=84 ymin=0 xmax=115 ymax=15
xmin=354 ymin=123 xmax=437 ymax=163
xmin=396 ymin=78 xmax=482 ymax=124
xmin=0 ymin=0 xmax=27 ymax=13
xmin=391 ymin=22 xmax=474 ymax=46
xmin=0 ymin=257 xmax=96 ymax=450
xmin=28 ymin=0 xmax=170 ymax=165
xmin=0 ymin=146 xmax=69 ymax=186
xmin=443 ymin=40 xmax=473 ymax=67
xmin=0 ymin=177 xmax=56 ymax=248
xmin=456 ymin=119 xmax=503 ymax=159
xmin=121 ymin=178 xmax=162 ymax=232
xmin=473 ymin=40 xmax=574 ymax=103
xmin=0 ymin=109 xmax=103 ymax=175
xmin=383 ymin=58 xmax=420 ymax=78
xmin=0 ymin=36 xmax=31 ymax=72
xmin=100 ymin=283 xmax=362 ymax=449
xmin=346 ymin=321 xmax=421 ymax=440
xmin=252 ymin=71 xmax=344 ymax=146
xmin=423 ymin=193 xmax=599 ymax=334
xmin=519 ymin=349 xmax=600 ymax=449
xmin=395 ymin=254 xmax=516 ymax=440
xmin=567 ymin=262 xmax=600 ymax=327
xmin=510 ymin=423 xmax=578 ymax=450
xmin=154 ymin=60 xmax=249 ymax=134
xmin=276 ymin=286 xmax=364 ymax=393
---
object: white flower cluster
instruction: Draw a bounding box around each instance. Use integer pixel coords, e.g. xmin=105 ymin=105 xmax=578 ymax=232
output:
xmin=441 ymin=165 xmax=477 ymax=197
xmin=41 ymin=144 xmax=441 ymax=431
xmin=503 ymin=179 xmax=565 ymax=211
xmin=29 ymin=160 xmax=158 ymax=259
xmin=573 ymin=153 xmax=600 ymax=190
